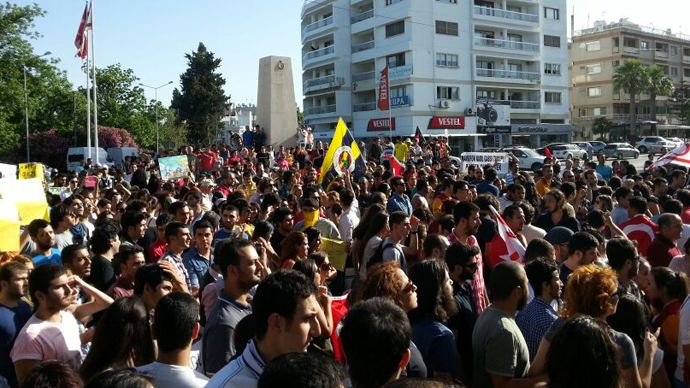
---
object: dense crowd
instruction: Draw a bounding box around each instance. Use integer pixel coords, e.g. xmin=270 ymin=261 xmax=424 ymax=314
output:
xmin=4 ymin=128 xmax=690 ymax=388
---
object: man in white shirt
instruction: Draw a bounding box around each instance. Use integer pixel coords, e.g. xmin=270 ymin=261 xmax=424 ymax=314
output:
xmin=137 ymin=292 xmax=208 ymax=388
xmin=338 ymin=189 xmax=360 ymax=243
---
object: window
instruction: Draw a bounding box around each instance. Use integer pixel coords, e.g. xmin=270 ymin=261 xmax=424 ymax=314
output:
xmin=545 ymin=92 xmax=562 ymax=103
xmin=586 ymin=63 xmax=602 ymax=74
xmin=671 ymin=46 xmax=679 ymax=55
xmin=436 ymin=0 xmax=458 ymax=3
xmin=544 ymin=63 xmax=561 ymax=75
xmin=671 ymin=67 xmax=679 ymax=77
xmin=437 ymin=86 xmax=460 ymax=100
xmin=391 ymin=86 xmax=407 ymax=98
xmin=544 ymin=7 xmax=559 ymax=20
xmin=587 ymin=87 xmax=602 ymax=97
xmin=612 ymin=60 xmax=620 ymax=68
xmin=385 ymin=0 xmax=403 ymax=5
xmin=544 ymin=35 xmax=561 ymax=48
xmin=640 ymin=41 xmax=650 ymax=51
xmin=593 ymin=108 xmax=607 ymax=116
xmin=436 ymin=20 xmax=459 ymax=36
xmin=385 ymin=21 xmax=405 ymax=38
xmin=585 ymin=41 xmax=601 ymax=51
xmin=506 ymin=5 xmax=522 ymax=12
xmin=386 ymin=53 xmax=405 ymax=68
xmin=436 ymin=53 xmax=459 ymax=67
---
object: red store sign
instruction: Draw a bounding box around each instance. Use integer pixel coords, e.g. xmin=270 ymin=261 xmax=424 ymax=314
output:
xmin=367 ymin=118 xmax=396 ymax=131
xmin=428 ymin=116 xmax=465 ymax=129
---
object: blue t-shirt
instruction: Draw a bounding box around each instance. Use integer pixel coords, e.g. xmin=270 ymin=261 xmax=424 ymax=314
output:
xmin=476 ymin=180 xmax=500 ymax=197
xmin=411 ymin=319 xmax=457 ymax=377
xmin=0 ymin=300 xmax=32 ymax=388
xmin=596 ymin=165 xmax=613 ymax=182
xmin=31 ymin=248 xmax=62 ymax=267
xmin=212 ymin=229 xmax=234 ymax=247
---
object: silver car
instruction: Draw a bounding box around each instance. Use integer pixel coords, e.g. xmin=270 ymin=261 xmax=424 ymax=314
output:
xmin=603 ymin=143 xmax=639 ymax=159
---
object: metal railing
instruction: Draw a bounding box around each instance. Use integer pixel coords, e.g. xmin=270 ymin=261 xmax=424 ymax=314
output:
xmin=474 ymin=37 xmax=540 ymax=52
xmin=623 ymin=46 xmax=640 ymax=54
xmin=303 ymin=16 xmax=333 ymax=35
xmin=476 ymin=99 xmax=540 ymax=109
xmin=303 ymin=46 xmax=335 ymax=61
xmin=574 ymin=21 xmax=690 ymax=42
xmin=304 ymin=105 xmax=337 ymax=116
xmin=476 ymin=68 xmax=541 ymax=82
xmin=352 ymin=40 xmax=375 ymax=53
xmin=655 ymin=50 xmax=669 ymax=58
xmin=353 ymin=102 xmax=377 ymax=112
xmin=303 ymin=75 xmax=337 ymax=89
xmin=473 ymin=6 xmax=539 ymax=23
xmin=352 ymin=71 xmax=375 ymax=82
xmin=351 ymin=9 xmax=374 ymax=24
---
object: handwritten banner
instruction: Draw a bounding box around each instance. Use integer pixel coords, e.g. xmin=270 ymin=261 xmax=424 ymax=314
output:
xmin=321 ymin=237 xmax=348 ymax=272
xmin=460 ymin=152 xmax=509 ymax=175
xmin=18 ymin=163 xmax=44 ymax=180
xmin=0 ymin=178 xmax=48 ymax=225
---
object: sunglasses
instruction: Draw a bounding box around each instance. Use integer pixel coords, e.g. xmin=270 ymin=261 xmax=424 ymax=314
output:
xmin=402 ymin=280 xmax=417 ymax=294
xmin=319 ymin=262 xmax=333 ymax=271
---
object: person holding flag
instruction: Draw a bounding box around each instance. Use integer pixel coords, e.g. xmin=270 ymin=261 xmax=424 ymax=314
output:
xmin=317 ymin=119 xmax=366 ymax=189
xmin=485 ymin=205 xmax=527 ymax=268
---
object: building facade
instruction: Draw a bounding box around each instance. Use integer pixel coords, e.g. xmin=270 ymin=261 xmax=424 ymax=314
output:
xmin=570 ymin=19 xmax=690 ymax=140
xmin=301 ymin=0 xmax=571 ymax=153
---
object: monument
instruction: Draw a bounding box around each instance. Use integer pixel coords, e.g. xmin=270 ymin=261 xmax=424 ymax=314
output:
xmin=256 ymin=56 xmax=298 ymax=146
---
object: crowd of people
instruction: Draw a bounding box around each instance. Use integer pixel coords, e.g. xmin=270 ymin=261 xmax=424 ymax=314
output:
xmin=4 ymin=131 xmax=690 ymax=388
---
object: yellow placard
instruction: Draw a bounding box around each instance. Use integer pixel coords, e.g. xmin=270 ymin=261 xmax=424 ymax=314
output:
xmin=0 ymin=178 xmax=48 ymax=225
xmin=0 ymin=200 xmax=20 ymax=252
xmin=321 ymin=237 xmax=348 ymax=272
xmin=18 ymin=163 xmax=44 ymax=180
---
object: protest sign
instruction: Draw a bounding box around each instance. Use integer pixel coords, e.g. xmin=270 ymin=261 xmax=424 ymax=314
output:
xmin=18 ymin=163 xmax=44 ymax=180
xmin=159 ymin=155 xmax=190 ymax=181
xmin=0 ymin=200 xmax=20 ymax=252
xmin=321 ymin=237 xmax=348 ymax=272
xmin=460 ymin=152 xmax=509 ymax=175
xmin=0 ymin=178 xmax=48 ymax=225
xmin=0 ymin=163 xmax=17 ymax=179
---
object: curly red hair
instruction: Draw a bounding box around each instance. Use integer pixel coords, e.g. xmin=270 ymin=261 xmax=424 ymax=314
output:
xmin=356 ymin=262 xmax=406 ymax=309
xmin=564 ymin=265 xmax=618 ymax=318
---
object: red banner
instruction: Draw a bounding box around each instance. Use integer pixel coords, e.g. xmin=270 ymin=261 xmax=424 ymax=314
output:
xmin=428 ymin=116 xmax=465 ymax=129
xmin=367 ymin=118 xmax=396 ymax=131
xmin=378 ymin=67 xmax=390 ymax=111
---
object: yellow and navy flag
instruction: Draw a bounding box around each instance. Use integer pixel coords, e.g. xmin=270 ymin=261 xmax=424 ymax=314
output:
xmin=317 ymin=118 xmax=366 ymax=185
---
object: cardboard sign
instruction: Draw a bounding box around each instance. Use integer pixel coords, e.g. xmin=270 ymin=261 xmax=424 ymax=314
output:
xmin=0 ymin=163 xmax=17 ymax=179
xmin=0 ymin=199 xmax=20 ymax=252
xmin=460 ymin=152 xmax=509 ymax=175
xmin=159 ymin=155 xmax=191 ymax=181
xmin=0 ymin=178 xmax=49 ymax=225
xmin=321 ymin=237 xmax=348 ymax=272
xmin=18 ymin=163 xmax=44 ymax=180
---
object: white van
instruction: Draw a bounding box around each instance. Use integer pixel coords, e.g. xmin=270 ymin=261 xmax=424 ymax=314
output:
xmin=66 ymin=147 xmax=109 ymax=171
xmin=107 ymin=147 xmax=139 ymax=166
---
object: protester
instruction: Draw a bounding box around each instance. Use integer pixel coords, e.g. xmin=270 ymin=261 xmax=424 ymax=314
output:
xmin=0 ymin=262 xmax=31 ymax=388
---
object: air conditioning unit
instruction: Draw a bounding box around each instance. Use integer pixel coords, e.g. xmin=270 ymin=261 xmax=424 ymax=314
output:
xmin=440 ymin=100 xmax=451 ymax=109
xmin=464 ymin=108 xmax=475 ymax=116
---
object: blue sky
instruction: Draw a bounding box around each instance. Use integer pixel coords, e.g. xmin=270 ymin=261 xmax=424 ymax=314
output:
xmin=20 ymin=0 xmax=304 ymax=107
xmin=16 ymin=0 xmax=687 ymax=108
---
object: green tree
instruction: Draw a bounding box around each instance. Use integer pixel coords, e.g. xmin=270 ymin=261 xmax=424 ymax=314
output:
xmin=646 ymin=65 xmax=674 ymax=125
xmin=591 ymin=117 xmax=612 ymax=140
xmin=669 ymin=84 xmax=690 ymax=125
xmin=171 ymin=42 xmax=228 ymax=145
xmin=296 ymin=104 xmax=304 ymax=125
xmin=613 ymin=59 xmax=649 ymax=137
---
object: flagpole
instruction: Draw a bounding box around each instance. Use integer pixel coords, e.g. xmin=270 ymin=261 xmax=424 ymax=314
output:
xmin=387 ymin=66 xmax=392 ymax=141
xmin=85 ymin=28 xmax=92 ymax=161
xmin=90 ymin=0 xmax=99 ymax=167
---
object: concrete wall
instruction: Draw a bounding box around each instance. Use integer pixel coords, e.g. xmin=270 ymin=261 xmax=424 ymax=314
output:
xmin=257 ymin=56 xmax=299 ymax=146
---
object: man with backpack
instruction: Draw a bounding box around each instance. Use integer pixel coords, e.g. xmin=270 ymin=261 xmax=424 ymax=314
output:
xmin=368 ymin=211 xmax=419 ymax=273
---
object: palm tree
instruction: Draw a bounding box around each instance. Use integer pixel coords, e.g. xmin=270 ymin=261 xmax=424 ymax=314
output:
xmin=646 ymin=65 xmax=675 ymax=124
xmin=613 ymin=59 xmax=649 ymax=137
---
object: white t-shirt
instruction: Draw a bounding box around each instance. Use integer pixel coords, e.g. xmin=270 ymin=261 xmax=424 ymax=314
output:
xmin=11 ymin=311 xmax=82 ymax=370
xmin=676 ymin=295 xmax=690 ymax=382
xmin=137 ymin=361 xmax=209 ymax=388
xmin=360 ymin=236 xmax=382 ymax=280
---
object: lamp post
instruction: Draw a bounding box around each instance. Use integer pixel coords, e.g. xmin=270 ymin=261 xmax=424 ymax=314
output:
xmin=24 ymin=51 xmax=51 ymax=163
xmin=139 ymin=81 xmax=173 ymax=155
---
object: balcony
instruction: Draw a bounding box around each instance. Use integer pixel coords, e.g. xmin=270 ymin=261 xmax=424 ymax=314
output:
xmin=302 ymin=0 xmax=332 ymax=17
xmin=352 ymin=71 xmax=375 ymax=82
xmin=474 ymin=37 xmax=540 ymax=54
xmin=303 ymin=75 xmax=343 ymax=94
xmin=473 ymin=6 xmax=539 ymax=23
xmin=303 ymin=46 xmax=335 ymax=61
xmin=655 ymin=50 xmax=669 ymax=59
xmin=477 ymin=99 xmax=540 ymax=110
xmin=623 ymin=46 xmax=640 ymax=54
xmin=352 ymin=40 xmax=375 ymax=53
xmin=476 ymin=68 xmax=541 ymax=82
xmin=351 ymin=9 xmax=374 ymax=24
xmin=684 ymin=55 xmax=690 ymax=64
xmin=305 ymin=105 xmax=337 ymax=116
xmin=353 ymin=102 xmax=377 ymax=112
xmin=302 ymin=16 xmax=334 ymax=38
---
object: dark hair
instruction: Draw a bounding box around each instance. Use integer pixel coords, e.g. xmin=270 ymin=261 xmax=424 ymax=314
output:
xmin=133 ymin=263 xmax=173 ymax=296
xmin=164 ymin=221 xmax=187 ymax=243
xmin=154 ymin=292 xmax=199 ymax=352
xmin=613 ymin=187 xmax=632 ymax=202
xmin=567 ymin=232 xmax=599 ymax=256
xmin=650 ymin=267 xmax=689 ymax=302
xmin=341 ymin=298 xmax=411 ymax=388
xmin=253 ymin=220 xmax=274 ymax=240
xmin=214 ymin=239 xmax=254 ymax=277
xmin=83 ymin=368 xmax=153 ymax=388
xmin=357 ymin=212 xmax=389 ymax=264
xmin=453 ymin=201 xmax=479 ymax=224
xmin=605 ymin=238 xmax=637 ymax=271
xmin=502 ymin=204 xmax=522 ymax=220
xmin=438 ymin=215 xmax=455 ymax=234
xmin=525 ymin=258 xmax=559 ymax=296
xmin=547 ymin=315 xmax=622 ymax=388
xmin=662 ymin=200 xmax=683 ymax=215
xmin=445 ymin=242 xmax=480 ymax=272
xmin=168 ymin=201 xmax=188 ymax=217
xmin=586 ymin=209 xmax=605 ymax=229
xmin=628 ymin=197 xmax=648 ymax=215
xmin=489 ymin=261 xmax=525 ymax=301
xmin=0 ymin=261 xmax=28 ymax=283
xmin=27 ymin=219 xmax=50 ymax=239
xmin=252 ymin=270 xmax=317 ymax=340
xmin=524 ymin=239 xmax=555 ymax=264
xmin=29 ymin=264 xmax=65 ymax=307
xmin=79 ymin=296 xmax=154 ymax=381
xmin=408 ymin=259 xmax=457 ymax=324
xmin=388 ymin=211 xmax=408 ymax=227
xmin=120 ymin=210 xmax=147 ymax=233
xmin=90 ymin=224 xmax=120 ymax=255
xmin=61 ymin=244 xmax=88 ymax=267
xmin=193 ymin=219 xmax=213 ymax=234
xmin=676 ymin=190 xmax=690 ymax=207
xmin=49 ymin=205 xmax=72 ymax=229
xmin=258 ymin=352 xmax=345 ymax=388
xmin=292 ymin=258 xmax=318 ymax=284
xmin=155 ymin=213 xmax=173 ymax=227
xmin=422 ymin=234 xmax=446 ymax=258
xmin=607 ymin=294 xmax=647 ymax=362
xmin=383 ymin=379 xmax=465 ymax=388
xmin=272 ymin=207 xmax=293 ymax=224
xmin=21 ymin=360 xmax=83 ymax=388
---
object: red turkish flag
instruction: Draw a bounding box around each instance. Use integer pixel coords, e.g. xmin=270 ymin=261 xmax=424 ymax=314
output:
xmin=378 ymin=66 xmax=390 ymax=111
xmin=384 ymin=154 xmax=404 ymax=175
xmin=74 ymin=1 xmax=92 ymax=59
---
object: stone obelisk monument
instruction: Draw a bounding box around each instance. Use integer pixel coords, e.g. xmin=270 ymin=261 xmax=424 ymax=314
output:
xmin=256 ymin=56 xmax=298 ymax=146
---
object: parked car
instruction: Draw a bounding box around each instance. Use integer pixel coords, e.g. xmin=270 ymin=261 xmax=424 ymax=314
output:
xmin=67 ymin=147 xmax=111 ymax=171
xmin=502 ymin=147 xmax=547 ymax=171
xmin=542 ymin=144 xmax=588 ymax=160
xmin=589 ymin=141 xmax=607 ymax=154
xmin=602 ymin=143 xmax=639 ymax=159
xmin=667 ymin=137 xmax=684 ymax=149
xmin=637 ymin=136 xmax=676 ymax=154
xmin=573 ymin=142 xmax=593 ymax=158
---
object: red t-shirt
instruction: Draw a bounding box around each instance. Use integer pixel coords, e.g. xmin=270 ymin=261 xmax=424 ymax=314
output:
xmin=197 ymin=151 xmax=217 ymax=171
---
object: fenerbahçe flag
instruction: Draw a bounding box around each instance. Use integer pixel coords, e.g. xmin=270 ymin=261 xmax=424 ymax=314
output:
xmin=317 ymin=118 xmax=366 ymax=185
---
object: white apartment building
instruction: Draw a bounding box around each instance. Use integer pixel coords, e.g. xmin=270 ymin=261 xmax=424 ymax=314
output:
xmin=301 ymin=0 xmax=571 ymax=152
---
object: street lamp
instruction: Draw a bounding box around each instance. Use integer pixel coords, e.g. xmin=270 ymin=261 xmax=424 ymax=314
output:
xmin=139 ymin=81 xmax=174 ymax=154
xmin=24 ymin=51 xmax=51 ymax=163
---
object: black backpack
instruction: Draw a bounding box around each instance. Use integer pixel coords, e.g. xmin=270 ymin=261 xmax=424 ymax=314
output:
xmin=367 ymin=241 xmax=404 ymax=269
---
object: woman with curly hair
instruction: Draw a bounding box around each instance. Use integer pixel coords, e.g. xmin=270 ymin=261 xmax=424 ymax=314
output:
xmin=530 ymin=265 xmax=658 ymax=388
